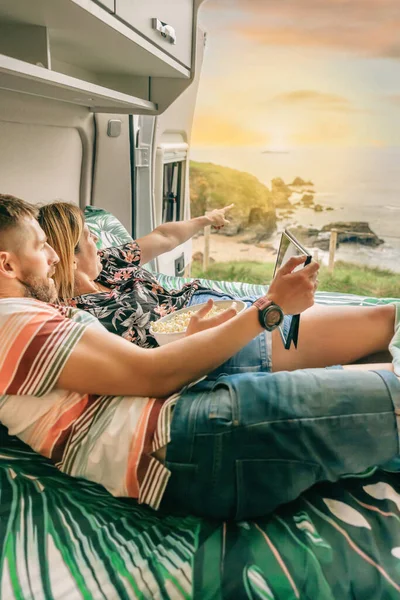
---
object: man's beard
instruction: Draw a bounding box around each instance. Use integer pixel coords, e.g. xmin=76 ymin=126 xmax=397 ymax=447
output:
xmin=19 ymin=274 xmax=57 ymax=303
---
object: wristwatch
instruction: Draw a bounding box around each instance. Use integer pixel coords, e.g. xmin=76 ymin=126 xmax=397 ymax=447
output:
xmin=253 ymin=297 xmax=284 ymax=331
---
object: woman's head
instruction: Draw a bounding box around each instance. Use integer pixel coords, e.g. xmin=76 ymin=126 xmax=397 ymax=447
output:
xmin=38 ymin=202 xmax=101 ymax=301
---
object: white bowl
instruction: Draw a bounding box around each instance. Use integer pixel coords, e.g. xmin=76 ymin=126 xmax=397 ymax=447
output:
xmin=150 ymin=299 xmax=247 ymax=346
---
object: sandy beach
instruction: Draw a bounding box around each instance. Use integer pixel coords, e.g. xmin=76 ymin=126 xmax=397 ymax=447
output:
xmin=192 ymin=233 xmax=277 ymax=263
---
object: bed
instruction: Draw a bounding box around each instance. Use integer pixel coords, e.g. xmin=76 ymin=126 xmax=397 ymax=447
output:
xmin=1 ymin=208 xmax=399 ymax=599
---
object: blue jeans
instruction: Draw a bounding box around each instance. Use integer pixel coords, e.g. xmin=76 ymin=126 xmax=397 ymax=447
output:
xmin=161 ymin=368 xmax=400 ymax=521
xmin=189 ymin=290 xmax=292 ymax=377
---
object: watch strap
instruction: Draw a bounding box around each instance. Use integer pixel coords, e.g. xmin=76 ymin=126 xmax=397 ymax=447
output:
xmin=253 ymin=297 xmax=273 ymax=311
xmin=253 ymin=298 xmax=283 ymax=331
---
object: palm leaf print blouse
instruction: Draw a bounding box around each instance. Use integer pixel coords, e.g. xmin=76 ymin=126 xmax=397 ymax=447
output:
xmin=68 ymin=241 xmax=205 ymax=347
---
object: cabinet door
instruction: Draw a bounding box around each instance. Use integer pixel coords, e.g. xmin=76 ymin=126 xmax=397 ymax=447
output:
xmin=115 ymin=0 xmax=193 ymax=68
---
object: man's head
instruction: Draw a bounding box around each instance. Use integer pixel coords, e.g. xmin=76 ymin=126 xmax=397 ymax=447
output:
xmin=0 ymin=194 xmax=59 ymax=302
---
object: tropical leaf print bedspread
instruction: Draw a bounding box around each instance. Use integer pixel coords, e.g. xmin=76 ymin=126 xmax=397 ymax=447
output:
xmin=1 ymin=280 xmax=400 ymax=599
xmin=1 ymin=431 xmax=400 ymax=599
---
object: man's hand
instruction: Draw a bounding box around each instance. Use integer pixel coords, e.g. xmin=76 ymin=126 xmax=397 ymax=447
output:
xmin=185 ymin=299 xmax=238 ymax=336
xmin=267 ymin=255 xmax=319 ymax=315
xmin=205 ymin=204 xmax=234 ymax=229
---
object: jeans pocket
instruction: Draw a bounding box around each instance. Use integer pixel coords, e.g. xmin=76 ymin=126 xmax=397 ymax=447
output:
xmin=162 ymin=462 xmax=198 ymax=515
xmin=235 ymin=458 xmax=322 ymax=521
xmin=208 ymin=382 xmax=237 ymax=432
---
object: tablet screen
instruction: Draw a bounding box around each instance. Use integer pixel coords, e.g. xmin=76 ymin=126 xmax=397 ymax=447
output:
xmin=274 ymin=229 xmax=310 ymax=277
xmin=274 ymin=230 xmax=311 ymax=349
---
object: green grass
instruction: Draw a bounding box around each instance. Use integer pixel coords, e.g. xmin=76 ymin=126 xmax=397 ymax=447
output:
xmin=192 ymin=260 xmax=400 ymax=298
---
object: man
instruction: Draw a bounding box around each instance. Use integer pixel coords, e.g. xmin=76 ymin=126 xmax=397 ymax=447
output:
xmin=0 ymin=194 xmax=399 ymax=521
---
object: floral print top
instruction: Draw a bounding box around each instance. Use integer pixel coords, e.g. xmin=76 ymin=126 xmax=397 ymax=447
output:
xmin=67 ymin=241 xmax=205 ymax=348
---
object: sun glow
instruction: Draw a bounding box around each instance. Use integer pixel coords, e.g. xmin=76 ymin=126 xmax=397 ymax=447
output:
xmin=264 ymin=125 xmax=291 ymax=152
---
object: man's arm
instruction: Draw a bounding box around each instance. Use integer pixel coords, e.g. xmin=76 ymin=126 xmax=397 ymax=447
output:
xmin=58 ymin=256 xmax=319 ymax=398
xmin=57 ymin=305 xmax=261 ymax=398
xmin=137 ymin=205 xmax=233 ymax=264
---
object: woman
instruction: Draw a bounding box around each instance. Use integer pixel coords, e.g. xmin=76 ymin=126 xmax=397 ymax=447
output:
xmin=38 ymin=201 xmax=397 ymax=375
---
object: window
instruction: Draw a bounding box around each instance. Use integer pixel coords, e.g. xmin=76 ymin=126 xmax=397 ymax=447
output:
xmin=162 ymin=160 xmax=184 ymax=223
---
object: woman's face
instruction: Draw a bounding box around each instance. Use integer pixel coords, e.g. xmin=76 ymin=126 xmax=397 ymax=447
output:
xmin=75 ymin=224 xmax=102 ymax=280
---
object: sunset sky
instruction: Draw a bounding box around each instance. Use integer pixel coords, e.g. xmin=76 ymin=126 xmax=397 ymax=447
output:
xmin=192 ymin=0 xmax=400 ymax=149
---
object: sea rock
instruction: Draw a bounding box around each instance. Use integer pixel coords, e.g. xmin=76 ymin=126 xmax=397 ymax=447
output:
xmin=313 ymin=204 xmax=323 ymax=212
xmin=247 ymin=207 xmax=273 ymax=227
xmin=241 ymin=207 xmax=277 ymax=244
xmin=321 ymin=222 xmax=384 ymax=246
xmin=271 ymin=177 xmax=286 ymax=189
xmin=300 ymin=194 xmax=314 ymax=207
xmin=219 ymin=219 xmax=244 ymax=237
xmin=287 ymin=226 xmax=319 ymax=245
xmin=314 ymin=232 xmax=332 ymax=251
xmin=284 ymin=226 xmax=335 ymax=251
xmin=271 ymin=177 xmax=292 ymax=208
xmin=287 ymin=222 xmax=383 ymax=251
xmin=289 ymin=177 xmax=314 ymax=187
xmin=279 ymin=210 xmax=295 ymax=219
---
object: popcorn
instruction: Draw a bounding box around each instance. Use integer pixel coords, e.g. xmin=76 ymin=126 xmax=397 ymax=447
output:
xmin=151 ymin=302 xmax=238 ymax=334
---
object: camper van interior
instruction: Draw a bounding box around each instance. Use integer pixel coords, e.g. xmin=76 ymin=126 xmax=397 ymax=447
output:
xmin=1 ymin=1 xmax=400 ymax=599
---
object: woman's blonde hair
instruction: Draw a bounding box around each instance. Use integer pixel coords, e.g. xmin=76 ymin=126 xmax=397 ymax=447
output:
xmin=38 ymin=201 xmax=84 ymax=302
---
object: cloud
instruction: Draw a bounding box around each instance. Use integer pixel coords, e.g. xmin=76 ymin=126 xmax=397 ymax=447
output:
xmin=205 ymin=0 xmax=400 ymax=59
xmin=271 ymin=90 xmax=354 ymax=112
xmin=386 ymin=94 xmax=400 ymax=105
xmin=291 ymin=117 xmax=353 ymax=146
xmin=191 ymin=113 xmax=268 ymax=146
xmin=269 ymin=90 xmax=364 ymax=113
xmin=368 ymin=139 xmax=387 ymax=147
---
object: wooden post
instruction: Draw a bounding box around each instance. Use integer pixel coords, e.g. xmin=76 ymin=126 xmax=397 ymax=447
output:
xmin=203 ymin=225 xmax=211 ymax=271
xmin=328 ymin=229 xmax=338 ymax=274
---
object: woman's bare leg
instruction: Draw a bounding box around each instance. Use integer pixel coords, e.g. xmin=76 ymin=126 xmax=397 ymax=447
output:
xmin=343 ymin=363 xmax=394 ymax=372
xmin=272 ymin=303 xmax=395 ymax=372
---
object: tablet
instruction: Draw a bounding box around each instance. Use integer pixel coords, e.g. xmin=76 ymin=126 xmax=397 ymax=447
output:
xmin=273 ymin=229 xmax=312 ymax=349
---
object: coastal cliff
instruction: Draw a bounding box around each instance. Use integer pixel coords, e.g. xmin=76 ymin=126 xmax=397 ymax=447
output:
xmin=190 ymin=161 xmax=384 ymax=250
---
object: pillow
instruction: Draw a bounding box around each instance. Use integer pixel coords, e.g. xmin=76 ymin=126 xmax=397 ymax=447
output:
xmin=84 ymin=206 xmax=133 ymax=250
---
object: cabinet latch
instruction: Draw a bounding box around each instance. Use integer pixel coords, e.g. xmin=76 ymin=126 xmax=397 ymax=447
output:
xmin=152 ymin=18 xmax=177 ymax=45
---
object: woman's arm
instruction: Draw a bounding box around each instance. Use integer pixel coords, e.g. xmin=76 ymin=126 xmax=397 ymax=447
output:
xmin=137 ymin=205 xmax=234 ymax=265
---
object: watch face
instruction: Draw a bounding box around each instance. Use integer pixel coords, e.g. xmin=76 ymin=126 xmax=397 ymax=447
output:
xmin=265 ymin=308 xmax=282 ymax=327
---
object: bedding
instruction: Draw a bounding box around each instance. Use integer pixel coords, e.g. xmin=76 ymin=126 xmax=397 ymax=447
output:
xmin=0 ymin=211 xmax=399 ymax=599
xmin=1 ymin=425 xmax=400 ymax=599
xmin=85 ymin=206 xmax=133 ymax=250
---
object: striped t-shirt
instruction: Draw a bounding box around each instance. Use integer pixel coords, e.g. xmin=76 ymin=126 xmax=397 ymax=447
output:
xmin=0 ymin=298 xmax=177 ymax=510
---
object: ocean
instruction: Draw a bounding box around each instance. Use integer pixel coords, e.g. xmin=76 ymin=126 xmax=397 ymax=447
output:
xmin=190 ymin=146 xmax=400 ymax=273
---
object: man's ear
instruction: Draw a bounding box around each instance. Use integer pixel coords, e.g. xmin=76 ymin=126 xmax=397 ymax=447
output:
xmin=0 ymin=251 xmax=19 ymax=279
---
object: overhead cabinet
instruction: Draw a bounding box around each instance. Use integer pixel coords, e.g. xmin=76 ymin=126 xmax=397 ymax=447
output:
xmin=115 ymin=0 xmax=193 ymax=68
xmin=0 ymin=54 xmax=157 ymax=113
xmin=0 ymin=0 xmax=195 ymax=113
